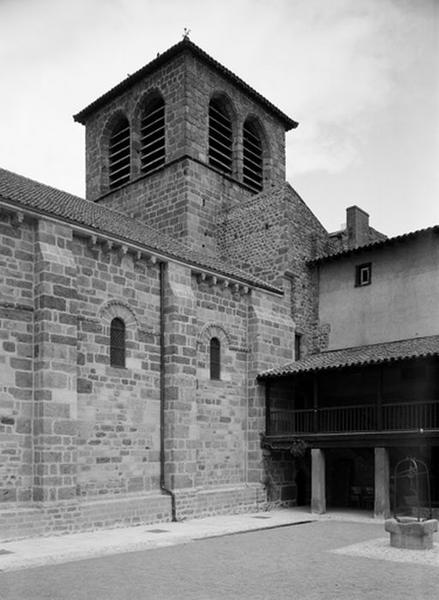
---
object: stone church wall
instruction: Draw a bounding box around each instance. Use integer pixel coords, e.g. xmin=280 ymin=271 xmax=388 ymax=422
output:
xmin=217 ymin=184 xmax=329 ymax=356
xmin=0 ymin=210 xmax=297 ymax=538
xmin=164 ymin=275 xmax=295 ymax=520
xmin=159 ymin=264 xmax=263 ymax=521
xmin=246 ymin=288 xmax=295 ymax=487
xmin=0 ymin=212 xmax=34 ymax=505
xmin=194 ymin=278 xmax=248 ymax=490
xmin=71 ymin=236 xmax=162 ymax=500
xmin=0 ymin=215 xmax=171 ymax=539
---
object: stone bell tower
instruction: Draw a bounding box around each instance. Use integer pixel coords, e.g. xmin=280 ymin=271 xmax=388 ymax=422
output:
xmin=74 ymin=38 xmax=297 ymax=255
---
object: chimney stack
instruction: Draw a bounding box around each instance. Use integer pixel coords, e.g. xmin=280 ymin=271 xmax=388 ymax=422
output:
xmin=346 ymin=206 xmax=369 ymax=249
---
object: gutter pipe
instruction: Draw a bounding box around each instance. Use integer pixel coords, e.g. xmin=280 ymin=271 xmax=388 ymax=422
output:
xmin=159 ymin=261 xmax=177 ymax=521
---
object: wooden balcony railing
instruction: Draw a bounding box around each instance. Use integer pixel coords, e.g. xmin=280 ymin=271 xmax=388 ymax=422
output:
xmin=268 ymin=400 xmax=439 ymax=436
xmin=383 ymin=401 xmax=439 ymax=431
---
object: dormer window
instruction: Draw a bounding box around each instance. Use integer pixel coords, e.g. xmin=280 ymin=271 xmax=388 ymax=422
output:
xmin=109 ymin=117 xmax=131 ymax=189
xmin=208 ymin=98 xmax=233 ymax=175
xmin=140 ymin=95 xmax=165 ymax=174
xmin=243 ymin=119 xmax=263 ymax=192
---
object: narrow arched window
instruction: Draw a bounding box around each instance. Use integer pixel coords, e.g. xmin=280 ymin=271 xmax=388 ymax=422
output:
xmin=140 ymin=95 xmax=165 ymax=173
xmin=210 ymin=337 xmax=221 ymax=380
xmin=243 ymin=119 xmax=263 ymax=192
xmin=208 ymin=98 xmax=233 ymax=174
xmin=109 ymin=117 xmax=130 ymax=189
xmin=110 ymin=318 xmax=125 ymax=368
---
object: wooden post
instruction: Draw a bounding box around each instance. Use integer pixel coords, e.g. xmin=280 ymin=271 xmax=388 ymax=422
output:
xmin=311 ymin=448 xmax=326 ymax=514
xmin=377 ymin=366 xmax=383 ymax=431
xmin=313 ymin=375 xmax=319 ymax=433
xmin=374 ymin=447 xmax=390 ymax=517
xmin=265 ymin=380 xmax=271 ymax=435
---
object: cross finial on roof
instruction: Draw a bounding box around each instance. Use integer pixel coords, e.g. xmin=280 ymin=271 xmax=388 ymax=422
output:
xmin=183 ymin=27 xmax=191 ymax=40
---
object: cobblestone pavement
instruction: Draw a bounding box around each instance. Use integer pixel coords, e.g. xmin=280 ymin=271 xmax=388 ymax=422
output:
xmin=1 ymin=518 xmax=438 ymax=599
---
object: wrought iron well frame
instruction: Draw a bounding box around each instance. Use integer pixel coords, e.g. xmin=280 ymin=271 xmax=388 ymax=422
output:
xmin=392 ymin=456 xmax=432 ymax=522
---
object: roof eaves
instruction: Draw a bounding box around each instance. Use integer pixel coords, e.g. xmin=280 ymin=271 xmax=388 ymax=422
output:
xmin=309 ymin=225 xmax=439 ymax=265
xmin=73 ymin=39 xmax=298 ymax=130
xmin=258 ymin=337 xmax=439 ymax=379
xmin=259 ymin=351 xmax=439 ymax=379
xmin=0 ymin=181 xmax=283 ymax=295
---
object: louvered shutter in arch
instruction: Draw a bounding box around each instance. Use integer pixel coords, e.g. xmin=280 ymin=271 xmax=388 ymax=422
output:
xmin=208 ymin=99 xmax=233 ymax=174
xmin=243 ymin=119 xmax=263 ymax=192
xmin=109 ymin=117 xmax=131 ymax=189
xmin=140 ymin=95 xmax=165 ymax=174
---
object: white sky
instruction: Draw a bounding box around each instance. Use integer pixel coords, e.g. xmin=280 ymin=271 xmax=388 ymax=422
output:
xmin=0 ymin=0 xmax=438 ymax=236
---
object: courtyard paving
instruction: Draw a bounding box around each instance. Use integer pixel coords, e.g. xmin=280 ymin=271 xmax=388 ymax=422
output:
xmin=0 ymin=509 xmax=438 ymax=599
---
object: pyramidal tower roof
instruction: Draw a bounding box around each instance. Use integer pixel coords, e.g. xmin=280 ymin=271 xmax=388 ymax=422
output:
xmin=73 ymin=38 xmax=298 ymax=130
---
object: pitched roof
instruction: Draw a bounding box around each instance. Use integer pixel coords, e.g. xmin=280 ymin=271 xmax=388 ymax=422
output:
xmin=311 ymin=225 xmax=439 ymax=264
xmin=73 ymin=38 xmax=298 ymax=130
xmin=0 ymin=167 xmax=282 ymax=294
xmin=258 ymin=335 xmax=439 ymax=379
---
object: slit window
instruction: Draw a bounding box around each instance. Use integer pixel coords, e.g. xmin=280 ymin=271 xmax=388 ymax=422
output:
xmin=110 ymin=317 xmax=126 ymax=368
xmin=140 ymin=96 xmax=165 ymax=174
xmin=208 ymin=99 xmax=233 ymax=174
xmin=243 ymin=120 xmax=263 ymax=192
xmin=355 ymin=263 xmax=372 ymax=287
xmin=294 ymin=334 xmax=302 ymax=361
xmin=109 ymin=117 xmax=130 ymax=189
xmin=210 ymin=337 xmax=221 ymax=380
